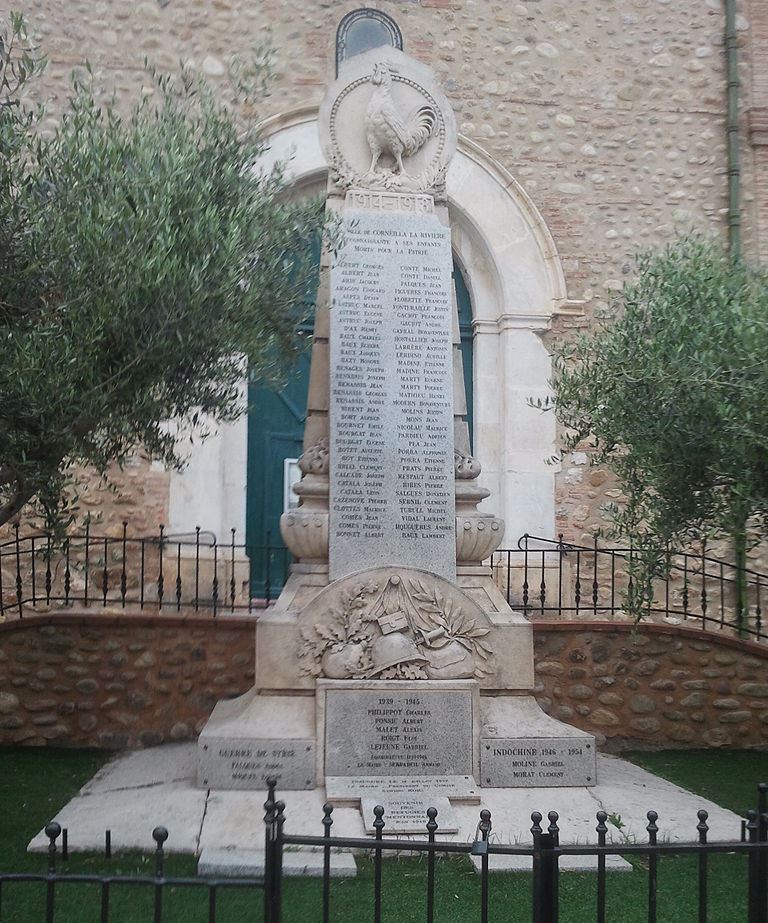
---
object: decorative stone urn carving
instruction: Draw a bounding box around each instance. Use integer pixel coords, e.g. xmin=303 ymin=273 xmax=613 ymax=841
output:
xmin=298 ymin=438 xmax=329 ymax=475
xmin=454 ymin=480 xmax=504 ymax=565
xmin=280 ymin=509 xmax=329 ymax=562
xmin=280 ymin=462 xmax=330 ymax=562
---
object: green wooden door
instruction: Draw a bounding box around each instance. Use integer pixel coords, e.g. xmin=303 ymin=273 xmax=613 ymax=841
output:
xmin=246 ymin=260 xmax=474 ymax=599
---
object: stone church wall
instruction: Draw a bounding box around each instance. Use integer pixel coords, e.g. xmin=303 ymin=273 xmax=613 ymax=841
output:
xmin=0 ymin=615 xmax=765 ymax=752
xmin=15 ymin=0 xmax=764 ymax=544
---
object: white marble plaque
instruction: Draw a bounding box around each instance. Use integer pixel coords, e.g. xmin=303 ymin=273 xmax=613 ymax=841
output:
xmin=362 ymin=796 xmax=458 ymax=834
xmin=198 ymin=738 xmax=315 ymax=791
xmin=480 ymin=737 xmax=596 ymax=788
xmin=325 ymin=775 xmax=479 ymax=802
xmin=324 ymin=687 xmax=473 ymax=776
xmin=329 ymin=205 xmax=455 ymax=581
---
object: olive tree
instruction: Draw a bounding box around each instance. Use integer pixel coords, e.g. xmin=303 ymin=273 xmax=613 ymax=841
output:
xmin=541 ymin=235 xmax=768 ymax=623
xmin=0 ymin=13 xmax=323 ymax=528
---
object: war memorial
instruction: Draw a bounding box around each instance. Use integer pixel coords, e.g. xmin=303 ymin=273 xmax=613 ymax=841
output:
xmin=196 ymin=46 xmax=597 ymax=832
xmin=11 ymin=19 xmax=756 ymax=899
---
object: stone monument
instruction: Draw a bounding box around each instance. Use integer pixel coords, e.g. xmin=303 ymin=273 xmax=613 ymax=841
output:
xmin=198 ymin=47 xmax=596 ymax=826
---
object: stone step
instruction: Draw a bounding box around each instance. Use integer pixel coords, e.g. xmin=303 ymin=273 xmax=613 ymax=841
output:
xmin=197 ymin=848 xmax=358 ymax=878
xmin=469 ymin=853 xmax=633 ymax=873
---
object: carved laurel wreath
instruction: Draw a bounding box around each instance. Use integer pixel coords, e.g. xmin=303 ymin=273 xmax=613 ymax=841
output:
xmin=298 ymin=577 xmax=493 ymax=679
xmin=407 ymin=579 xmax=493 ymax=677
xmin=298 ymin=582 xmax=378 ymax=677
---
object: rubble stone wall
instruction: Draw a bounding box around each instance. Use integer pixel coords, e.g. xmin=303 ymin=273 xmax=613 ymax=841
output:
xmin=533 ymin=622 xmax=768 ymax=752
xmin=16 ymin=0 xmax=764 ymax=543
xmin=1 ymin=613 xmax=766 ymax=752
xmin=0 ymin=615 xmax=254 ymax=749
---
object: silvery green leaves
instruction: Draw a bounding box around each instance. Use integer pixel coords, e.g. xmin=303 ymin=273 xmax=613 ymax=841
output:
xmin=545 ymin=234 xmax=768 ymax=620
xmin=0 ymin=11 xmax=324 ymax=530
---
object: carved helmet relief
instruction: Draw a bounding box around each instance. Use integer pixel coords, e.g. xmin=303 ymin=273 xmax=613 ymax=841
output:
xmin=297 ymin=568 xmax=494 ymax=681
xmin=319 ymin=47 xmax=457 ymax=198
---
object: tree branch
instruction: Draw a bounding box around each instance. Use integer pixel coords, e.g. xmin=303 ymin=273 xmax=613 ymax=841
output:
xmin=0 ymin=481 xmax=36 ymax=528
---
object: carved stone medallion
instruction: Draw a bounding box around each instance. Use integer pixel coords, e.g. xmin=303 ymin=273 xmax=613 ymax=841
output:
xmin=297 ymin=567 xmax=493 ymax=681
xmin=319 ymin=47 xmax=457 ymax=198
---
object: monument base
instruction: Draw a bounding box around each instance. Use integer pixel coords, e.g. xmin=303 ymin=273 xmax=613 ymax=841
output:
xmin=197 ymin=682 xmax=596 ymax=794
xmin=197 ymin=690 xmax=315 ymax=791
xmin=480 ymin=695 xmax=596 ymax=787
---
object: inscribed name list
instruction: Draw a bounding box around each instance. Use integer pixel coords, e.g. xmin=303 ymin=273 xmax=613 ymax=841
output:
xmin=329 ymin=208 xmax=455 ymax=581
xmin=324 ymin=688 xmax=473 ymax=776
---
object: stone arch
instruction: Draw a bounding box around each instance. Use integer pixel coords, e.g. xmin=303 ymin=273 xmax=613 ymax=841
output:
xmin=168 ymin=107 xmax=573 ymax=545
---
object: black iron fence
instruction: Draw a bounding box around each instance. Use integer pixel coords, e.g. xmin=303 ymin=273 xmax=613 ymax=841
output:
xmin=0 ymin=523 xmax=291 ymax=617
xmin=4 ymin=779 xmax=767 ymax=923
xmin=1 ymin=824 xmax=263 ymax=923
xmin=491 ymin=534 xmax=767 ymax=644
xmin=1 ymin=524 xmax=767 ymax=644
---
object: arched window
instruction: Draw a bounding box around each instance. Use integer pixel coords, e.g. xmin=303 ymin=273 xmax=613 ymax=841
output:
xmin=336 ymin=8 xmax=403 ymax=75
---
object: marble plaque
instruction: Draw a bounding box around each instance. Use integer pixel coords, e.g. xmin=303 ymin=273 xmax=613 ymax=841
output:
xmin=325 ymin=775 xmax=479 ymax=802
xmin=329 ymin=205 xmax=456 ymax=581
xmin=324 ymin=687 xmax=473 ymax=776
xmin=362 ymin=796 xmax=458 ymax=834
xmin=198 ymin=738 xmax=315 ymax=791
xmin=480 ymin=737 xmax=596 ymax=788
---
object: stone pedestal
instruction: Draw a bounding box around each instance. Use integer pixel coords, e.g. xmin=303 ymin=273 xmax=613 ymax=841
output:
xmin=198 ymin=691 xmax=315 ymax=791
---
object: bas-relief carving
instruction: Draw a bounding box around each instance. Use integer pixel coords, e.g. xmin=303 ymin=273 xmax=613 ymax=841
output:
xmin=320 ymin=48 xmax=457 ymax=199
xmin=298 ymin=438 xmax=329 ymax=475
xmin=454 ymin=451 xmax=482 ymax=480
xmin=298 ymin=568 xmax=493 ymax=682
xmin=365 ymin=62 xmax=437 ymax=176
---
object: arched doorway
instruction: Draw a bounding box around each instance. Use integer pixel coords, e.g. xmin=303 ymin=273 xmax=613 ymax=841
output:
xmin=246 ymin=260 xmax=475 ymax=597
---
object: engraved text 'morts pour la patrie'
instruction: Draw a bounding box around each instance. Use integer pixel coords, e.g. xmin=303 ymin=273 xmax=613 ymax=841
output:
xmin=329 ymin=205 xmax=455 ymax=581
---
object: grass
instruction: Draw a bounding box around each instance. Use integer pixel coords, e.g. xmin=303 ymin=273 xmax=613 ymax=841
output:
xmin=625 ymin=749 xmax=768 ymax=815
xmin=0 ymin=747 xmax=763 ymax=921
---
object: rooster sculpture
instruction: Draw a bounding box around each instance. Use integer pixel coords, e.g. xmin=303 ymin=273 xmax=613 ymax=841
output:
xmin=365 ymin=62 xmax=438 ymax=176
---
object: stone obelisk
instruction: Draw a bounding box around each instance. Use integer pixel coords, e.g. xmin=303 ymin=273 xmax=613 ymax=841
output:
xmin=198 ymin=47 xmax=596 ymax=797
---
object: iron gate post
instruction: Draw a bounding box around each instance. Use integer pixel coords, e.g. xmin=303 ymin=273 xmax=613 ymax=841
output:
xmin=758 ymin=784 xmax=768 ymax=923
xmin=263 ymin=778 xmax=277 ymax=923
xmin=532 ymin=814 xmax=559 ymax=923
xmin=747 ymin=810 xmax=767 ymax=923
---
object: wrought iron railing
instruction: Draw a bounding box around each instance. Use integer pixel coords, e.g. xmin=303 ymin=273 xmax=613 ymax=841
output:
xmin=491 ymin=534 xmax=767 ymax=644
xmin=1 ymin=523 xmax=766 ymax=644
xmin=0 ymin=523 xmax=291 ymax=617
xmin=5 ymin=779 xmax=768 ymax=923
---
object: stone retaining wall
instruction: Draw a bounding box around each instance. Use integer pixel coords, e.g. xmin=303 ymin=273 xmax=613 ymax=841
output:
xmin=0 ymin=614 xmax=254 ymax=749
xmin=1 ymin=615 xmax=766 ymax=751
xmin=533 ymin=622 xmax=768 ymax=751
